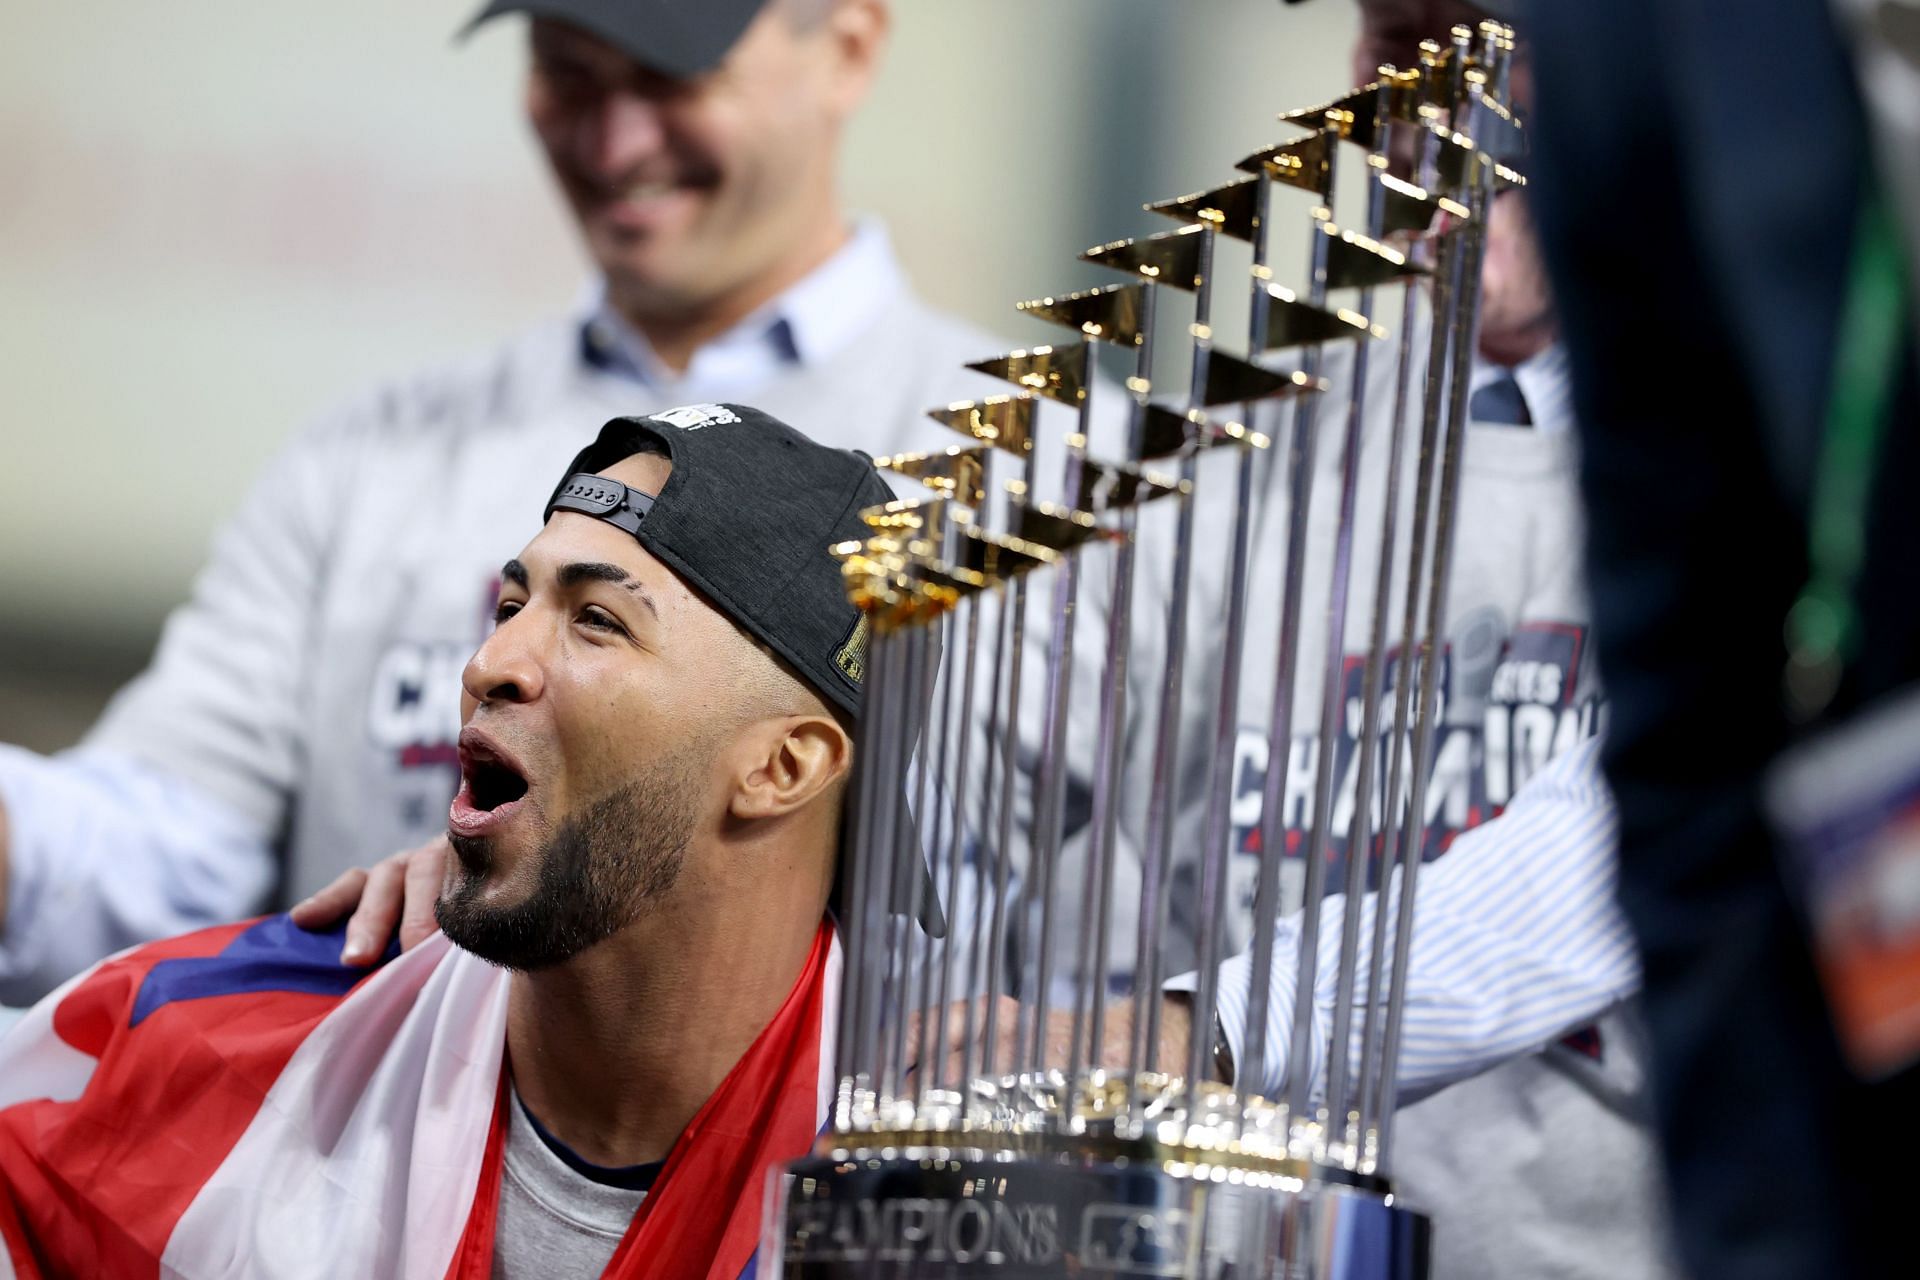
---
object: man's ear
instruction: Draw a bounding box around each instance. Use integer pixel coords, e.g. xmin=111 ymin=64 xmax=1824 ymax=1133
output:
xmin=819 ymin=0 xmax=889 ymax=118
xmin=730 ymin=714 xmax=853 ymax=821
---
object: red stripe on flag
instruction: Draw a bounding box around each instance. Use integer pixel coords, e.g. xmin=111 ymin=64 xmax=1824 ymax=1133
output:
xmin=0 ymin=919 xmax=374 ymax=1276
xmin=0 ymin=1172 xmax=45 ymax=1280
xmin=442 ymin=1075 xmax=512 ymax=1280
xmin=608 ymin=920 xmax=833 ymax=1279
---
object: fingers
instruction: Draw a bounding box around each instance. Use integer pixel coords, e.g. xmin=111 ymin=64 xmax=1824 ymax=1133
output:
xmin=947 ymin=1000 xmax=1008 ymax=1085
xmin=998 ymin=995 xmax=1030 ymax=1077
xmin=890 ymin=995 xmax=1046 ymax=1092
xmin=1094 ymin=1000 xmax=1137 ymax=1074
xmin=397 ymin=837 xmax=449 ymax=951
xmin=900 ymin=1009 xmax=925 ymax=1086
xmin=882 ymin=999 xmax=1171 ymax=1104
xmin=904 ymin=995 xmax=1000 ymax=1089
xmin=339 ymin=854 xmax=409 ymax=966
xmin=289 ymin=867 xmax=369 ymax=932
xmin=1155 ymin=996 xmax=1195 ymax=1078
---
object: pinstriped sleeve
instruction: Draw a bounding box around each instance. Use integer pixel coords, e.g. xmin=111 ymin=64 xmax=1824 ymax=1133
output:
xmin=1174 ymin=734 xmax=1639 ymax=1106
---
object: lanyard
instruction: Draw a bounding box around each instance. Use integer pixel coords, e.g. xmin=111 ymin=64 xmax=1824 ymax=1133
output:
xmin=1783 ymin=184 xmax=1913 ymax=720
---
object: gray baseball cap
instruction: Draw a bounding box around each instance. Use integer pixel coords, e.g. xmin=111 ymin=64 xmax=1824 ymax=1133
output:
xmin=466 ymin=0 xmax=773 ymax=78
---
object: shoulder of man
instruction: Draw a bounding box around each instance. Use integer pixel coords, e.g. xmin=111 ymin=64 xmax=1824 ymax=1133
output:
xmin=883 ymin=291 xmax=1010 ymax=367
xmin=288 ymin=310 xmax=587 ymax=453
xmin=794 ymin=289 xmax=1030 ymax=456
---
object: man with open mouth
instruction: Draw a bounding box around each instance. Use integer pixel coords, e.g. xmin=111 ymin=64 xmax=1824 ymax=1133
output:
xmin=0 ymin=404 xmax=917 ymax=1279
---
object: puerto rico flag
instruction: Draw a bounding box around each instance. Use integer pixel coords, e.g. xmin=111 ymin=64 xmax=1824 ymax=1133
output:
xmin=0 ymin=914 xmax=839 ymax=1279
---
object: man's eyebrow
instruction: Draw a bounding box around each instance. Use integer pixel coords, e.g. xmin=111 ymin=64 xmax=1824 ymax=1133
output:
xmin=558 ymin=560 xmax=660 ymax=619
xmin=501 ymin=559 xmax=529 ymax=589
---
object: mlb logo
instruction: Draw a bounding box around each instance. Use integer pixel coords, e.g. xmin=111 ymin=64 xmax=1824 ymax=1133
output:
xmin=1079 ymin=1205 xmax=1191 ymax=1275
xmin=650 ymin=403 xmax=741 ymax=431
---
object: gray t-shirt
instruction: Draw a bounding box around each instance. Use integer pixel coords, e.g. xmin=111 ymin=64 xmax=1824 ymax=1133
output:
xmin=494 ymin=1089 xmax=653 ymax=1280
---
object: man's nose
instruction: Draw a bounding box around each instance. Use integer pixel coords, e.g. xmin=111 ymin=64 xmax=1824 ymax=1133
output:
xmin=462 ymin=619 xmax=545 ymax=709
xmin=578 ymin=91 xmax=669 ymax=180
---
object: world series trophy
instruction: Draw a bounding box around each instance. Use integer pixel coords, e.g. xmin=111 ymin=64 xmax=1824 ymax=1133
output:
xmin=768 ymin=19 xmax=1524 ymax=1278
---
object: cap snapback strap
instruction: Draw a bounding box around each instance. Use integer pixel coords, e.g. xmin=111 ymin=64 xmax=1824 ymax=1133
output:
xmin=546 ymin=472 xmax=657 ymax=539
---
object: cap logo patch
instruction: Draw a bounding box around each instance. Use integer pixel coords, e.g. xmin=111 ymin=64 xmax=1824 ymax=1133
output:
xmin=649 ymin=403 xmax=741 ymax=431
xmin=834 ymin=614 xmax=870 ymax=686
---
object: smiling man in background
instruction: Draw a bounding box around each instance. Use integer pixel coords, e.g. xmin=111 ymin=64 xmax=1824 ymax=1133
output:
xmin=0 ymin=0 xmax=1004 ymax=1002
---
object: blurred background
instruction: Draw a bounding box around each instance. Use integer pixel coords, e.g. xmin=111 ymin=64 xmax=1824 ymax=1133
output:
xmin=0 ymin=0 xmax=1357 ymax=752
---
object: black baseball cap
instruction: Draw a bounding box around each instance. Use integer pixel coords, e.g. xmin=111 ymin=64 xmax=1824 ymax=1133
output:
xmin=466 ymin=0 xmax=773 ymax=79
xmin=545 ymin=403 xmax=944 ymax=934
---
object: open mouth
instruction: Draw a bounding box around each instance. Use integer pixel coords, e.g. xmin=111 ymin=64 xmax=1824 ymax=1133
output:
xmin=467 ymin=757 xmax=528 ymax=811
xmin=451 ymin=731 xmax=532 ymax=836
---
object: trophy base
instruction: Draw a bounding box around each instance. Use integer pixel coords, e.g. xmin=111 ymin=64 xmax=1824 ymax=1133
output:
xmin=768 ymin=1144 xmax=1430 ymax=1279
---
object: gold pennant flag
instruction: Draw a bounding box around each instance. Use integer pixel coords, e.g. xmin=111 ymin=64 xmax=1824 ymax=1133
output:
xmin=834 ymin=537 xmax=919 ymax=576
xmin=1431 ymin=125 xmax=1480 ymax=193
xmin=1079 ymin=225 xmax=1208 ymax=291
xmin=859 ymin=578 xmax=961 ymax=633
xmin=1252 ymin=271 xmax=1383 ymax=347
xmin=1137 ymin=403 xmax=1198 ymax=459
xmin=1144 ymin=177 xmax=1262 ymax=244
xmin=1215 ymin=418 xmax=1272 ymax=449
xmin=1429 ymin=124 xmax=1527 ymax=195
xmin=927 ymin=394 xmax=1037 ymax=457
xmin=900 ymin=552 xmax=989 ymax=598
xmin=1137 ymin=404 xmax=1265 ymax=459
xmin=966 ymin=343 xmax=1090 ymax=406
xmin=839 ymin=557 xmax=897 ymax=613
xmin=1279 ymin=70 xmax=1424 ymax=145
xmin=1235 ymin=129 xmax=1334 ymax=198
xmin=1407 ymin=48 xmax=1458 ymax=116
xmin=1278 ymin=85 xmax=1384 ymax=150
xmin=1475 ymin=93 xmax=1524 ymax=150
xmin=840 ymin=556 xmax=939 ymax=627
xmin=1200 ymin=350 xmax=1327 ymax=408
xmin=859 ymin=497 xmax=946 ymax=543
xmin=1012 ymin=501 xmax=1104 ymax=553
xmin=874 ymin=445 xmax=989 ymax=507
xmin=1319 ymin=221 xmax=1429 ymax=290
xmin=1078 ymin=458 xmax=1187 ymax=513
xmin=829 ymin=538 xmax=870 ymax=563
xmin=1376 ymin=171 xmax=1471 ymax=238
xmin=834 ymin=545 xmax=912 ymax=624
xmin=954 ymin=525 xmax=1057 ymax=583
xmin=1015 ymin=282 xmax=1148 ymax=347
xmin=845 ymin=539 xmax=980 ymax=625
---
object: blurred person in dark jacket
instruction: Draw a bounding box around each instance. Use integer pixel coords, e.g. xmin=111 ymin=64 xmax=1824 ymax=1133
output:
xmin=1527 ymin=0 xmax=1920 ymax=1274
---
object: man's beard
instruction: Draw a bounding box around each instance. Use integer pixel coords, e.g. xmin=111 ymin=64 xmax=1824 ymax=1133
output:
xmin=436 ymin=758 xmax=700 ymax=971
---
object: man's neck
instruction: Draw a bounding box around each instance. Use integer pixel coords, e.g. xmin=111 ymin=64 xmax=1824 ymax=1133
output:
xmin=503 ymin=876 xmax=826 ymax=1169
xmin=1478 ymin=319 xmax=1559 ymax=369
xmin=613 ymin=215 xmax=854 ymax=375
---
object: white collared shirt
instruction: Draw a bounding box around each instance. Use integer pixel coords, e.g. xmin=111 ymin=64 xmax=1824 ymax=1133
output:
xmin=577 ymin=219 xmax=908 ymax=398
